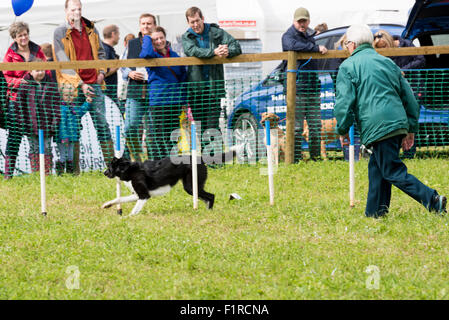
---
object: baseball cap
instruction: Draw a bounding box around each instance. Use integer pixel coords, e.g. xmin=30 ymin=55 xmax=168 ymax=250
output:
xmin=294 ymin=7 xmax=310 ymax=21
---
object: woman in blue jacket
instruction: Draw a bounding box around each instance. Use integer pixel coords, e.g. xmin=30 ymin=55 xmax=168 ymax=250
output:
xmin=139 ymin=26 xmax=187 ymax=160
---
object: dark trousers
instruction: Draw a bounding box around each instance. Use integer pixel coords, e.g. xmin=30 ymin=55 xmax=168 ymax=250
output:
xmin=189 ymin=83 xmax=223 ymax=152
xmin=295 ymin=92 xmax=321 ymax=160
xmin=285 ymin=75 xmax=322 ymax=161
xmin=365 ymin=135 xmax=437 ymax=217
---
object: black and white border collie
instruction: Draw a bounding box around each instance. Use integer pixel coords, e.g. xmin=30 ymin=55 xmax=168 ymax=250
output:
xmin=102 ymin=149 xmax=239 ymax=217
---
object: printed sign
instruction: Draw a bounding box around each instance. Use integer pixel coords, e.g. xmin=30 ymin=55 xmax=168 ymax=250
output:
xmin=219 ymin=20 xmax=257 ymax=28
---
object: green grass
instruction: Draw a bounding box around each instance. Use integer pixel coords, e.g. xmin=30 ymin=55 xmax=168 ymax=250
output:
xmin=0 ymin=158 xmax=448 ymax=299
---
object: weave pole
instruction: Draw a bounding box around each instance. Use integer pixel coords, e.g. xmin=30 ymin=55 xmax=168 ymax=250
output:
xmin=38 ymin=129 xmax=47 ymax=216
xmin=191 ymin=122 xmax=198 ymax=209
xmin=115 ymin=126 xmax=122 ymax=216
xmin=349 ymin=125 xmax=355 ymax=208
xmin=265 ymin=121 xmax=275 ymax=206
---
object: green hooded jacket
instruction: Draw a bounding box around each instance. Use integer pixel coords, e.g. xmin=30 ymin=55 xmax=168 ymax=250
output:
xmin=182 ymin=23 xmax=242 ymax=97
xmin=334 ymin=43 xmax=419 ymax=146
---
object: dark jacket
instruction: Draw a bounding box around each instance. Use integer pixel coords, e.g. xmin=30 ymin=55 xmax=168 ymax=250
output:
xmin=391 ymin=37 xmax=425 ymax=69
xmin=335 ymin=44 xmax=420 ymax=146
xmin=126 ymin=34 xmax=147 ymax=99
xmin=182 ymin=23 xmax=241 ymax=98
xmin=282 ymin=26 xmax=320 ymax=75
xmin=12 ymin=73 xmax=61 ymax=137
xmin=139 ymin=35 xmax=187 ymax=106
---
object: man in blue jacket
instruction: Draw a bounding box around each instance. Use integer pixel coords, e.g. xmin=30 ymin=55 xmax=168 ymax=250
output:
xmin=282 ymin=7 xmax=327 ymax=162
xmin=335 ymin=24 xmax=446 ymax=217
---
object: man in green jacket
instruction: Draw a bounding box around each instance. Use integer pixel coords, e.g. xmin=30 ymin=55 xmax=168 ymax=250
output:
xmin=182 ymin=6 xmax=242 ymax=154
xmin=334 ymin=24 xmax=446 ymax=217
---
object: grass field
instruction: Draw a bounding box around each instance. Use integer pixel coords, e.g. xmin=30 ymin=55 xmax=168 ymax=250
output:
xmin=0 ymin=158 xmax=448 ymax=299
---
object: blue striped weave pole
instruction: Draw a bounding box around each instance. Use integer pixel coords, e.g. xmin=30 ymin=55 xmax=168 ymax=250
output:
xmin=265 ymin=121 xmax=274 ymax=206
xmin=39 ymin=129 xmax=47 ymax=216
xmin=115 ymin=126 xmax=122 ymax=215
xmin=349 ymin=125 xmax=355 ymax=207
xmin=191 ymin=122 xmax=198 ymax=209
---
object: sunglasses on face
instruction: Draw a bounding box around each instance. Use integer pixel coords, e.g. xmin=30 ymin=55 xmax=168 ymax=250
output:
xmin=374 ymin=34 xmax=383 ymax=39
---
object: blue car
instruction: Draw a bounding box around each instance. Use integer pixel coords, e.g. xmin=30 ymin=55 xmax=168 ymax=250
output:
xmin=227 ymin=17 xmax=449 ymax=160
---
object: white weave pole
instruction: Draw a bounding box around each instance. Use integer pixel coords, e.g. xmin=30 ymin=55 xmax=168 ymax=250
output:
xmin=265 ymin=121 xmax=275 ymax=206
xmin=38 ymin=129 xmax=47 ymax=216
xmin=349 ymin=125 xmax=355 ymax=207
xmin=115 ymin=126 xmax=122 ymax=215
xmin=191 ymin=122 xmax=198 ymax=209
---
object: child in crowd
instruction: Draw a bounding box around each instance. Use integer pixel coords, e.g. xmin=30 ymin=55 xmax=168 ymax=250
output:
xmin=56 ymin=84 xmax=91 ymax=175
xmin=12 ymin=61 xmax=60 ymax=176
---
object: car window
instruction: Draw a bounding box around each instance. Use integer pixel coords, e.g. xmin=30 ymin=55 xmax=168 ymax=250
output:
xmin=262 ymin=70 xmax=284 ymax=87
xmin=315 ymin=35 xmax=345 ymax=71
xmin=431 ymin=34 xmax=449 ymax=46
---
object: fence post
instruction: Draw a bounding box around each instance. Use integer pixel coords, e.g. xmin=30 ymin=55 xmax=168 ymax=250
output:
xmin=285 ymin=51 xmax=297 ymax=164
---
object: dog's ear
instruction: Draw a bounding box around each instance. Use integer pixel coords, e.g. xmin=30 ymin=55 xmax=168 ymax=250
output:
xmin=110 ymin=156 xmax=120 ymax=165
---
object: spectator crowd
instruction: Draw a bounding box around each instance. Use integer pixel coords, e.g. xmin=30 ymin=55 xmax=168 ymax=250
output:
xmin=1 ymin=0 xmax=242 ymax=178
xmin=0 ymin=2 xmax=429 ymax=177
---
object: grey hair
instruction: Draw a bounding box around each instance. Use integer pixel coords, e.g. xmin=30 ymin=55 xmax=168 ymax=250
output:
xmin=345 ymin=24 xmax=373 ymax=47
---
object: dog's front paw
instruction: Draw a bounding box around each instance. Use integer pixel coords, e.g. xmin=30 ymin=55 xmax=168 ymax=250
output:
xmin=101 ymin=200 xmax=115 ymax=209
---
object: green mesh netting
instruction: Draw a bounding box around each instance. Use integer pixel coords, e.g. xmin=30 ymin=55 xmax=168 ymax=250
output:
xmin=0 ymin=68 xmax=448 ymax=178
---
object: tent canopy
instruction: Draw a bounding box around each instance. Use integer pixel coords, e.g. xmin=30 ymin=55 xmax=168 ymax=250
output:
xmin=0 ymin=0 xmax=217 ymax=57
xmin=1 ymin=0 xmax=416 ymax=76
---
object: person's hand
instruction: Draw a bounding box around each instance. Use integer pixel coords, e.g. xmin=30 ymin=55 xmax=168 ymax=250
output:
xmin=86 ymin=96 xmax=93 ymax=103
xmin=220 ymin=44 xmax=229 ymax=57
xmin=96 ymin=73 xmax=105 ymax=85
xmin=81 ymin=83 xmax=95 ymax=98
xmin=129 ymin=71 xmax=145 ymax=81
xmin=401 ymin=133 xmax=415 ymax=151
xmin=340 ymin=134 xmax=350 ymax=147
xmin=319 ymin=45 xmax=328 ymax=55
xmin=214 ymin=45 xmax=229 ymax=57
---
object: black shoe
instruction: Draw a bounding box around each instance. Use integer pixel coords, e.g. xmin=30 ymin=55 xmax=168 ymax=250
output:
xmin=432 ymin=195 xmax=447 ymax=215
xmin=65 ymin=161 xmax=74 ymax=174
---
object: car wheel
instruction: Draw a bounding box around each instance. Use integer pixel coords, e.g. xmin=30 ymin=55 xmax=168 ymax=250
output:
xmin=232 ymin=113 xmax=260 ymax=163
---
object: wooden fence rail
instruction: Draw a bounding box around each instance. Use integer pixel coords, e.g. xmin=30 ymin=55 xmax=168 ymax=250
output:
xmin=1 ymin=45 xmax=449 ymax=164
xmin=0 ymin=46 xmax=448 ymax=71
